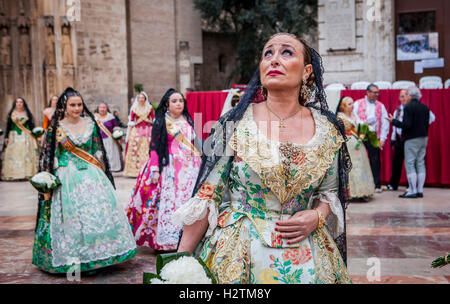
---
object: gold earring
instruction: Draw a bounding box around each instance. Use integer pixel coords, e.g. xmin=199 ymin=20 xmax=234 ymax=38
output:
xmin=301 ymin=79 xmax=312 ymax=102
xmin=260 ymin=85 xmax=267 ymax=99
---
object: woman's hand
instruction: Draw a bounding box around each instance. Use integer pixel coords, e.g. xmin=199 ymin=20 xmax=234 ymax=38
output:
xmin=150 ymin=171 xmax=160 ymax=184
xmin=276 ymin=210 xmax=319 ymax=244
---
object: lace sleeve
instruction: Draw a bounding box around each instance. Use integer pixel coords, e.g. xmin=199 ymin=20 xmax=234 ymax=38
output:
xmin=312 ymin=152 xmax=344 ymax=239
xmin=173 ymin=155 xmax=233 ymax=236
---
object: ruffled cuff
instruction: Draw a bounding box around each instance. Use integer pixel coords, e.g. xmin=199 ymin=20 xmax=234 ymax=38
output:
xmin=314 ymin=191 xmax=344 ymax=239
xmin=172 ymin=197 xmax=218 ymax=237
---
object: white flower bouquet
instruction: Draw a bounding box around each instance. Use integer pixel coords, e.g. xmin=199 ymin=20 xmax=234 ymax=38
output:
xmin=112 ymin=128 xmax=125 ymax=140
xmin=29 ymin=171 xmax=61 ymax=193
xmin=143 ymin=252 xmax=216 ymax=284
xmin=32 ymin=127 xmax=45 ymax=138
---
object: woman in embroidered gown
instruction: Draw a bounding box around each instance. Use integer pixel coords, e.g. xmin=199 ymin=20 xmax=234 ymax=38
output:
xmin=95 ymin=102 xmax=123 ymax=172
xmin=43 ymin=95 xmax=58 ymax=130
xmin=173 ymin=33 xmax=353 ymax=284
xmin=32 ymin=87 xmax=137 ymax=273
xmin=123 ymin=92 xmax=155 ymax=177
xmin=126 ymin=89 xmax=201 ymax=251
xmin=337 ymin=97 xmax=375 ymax=201
xmin=1 ymin=97 xmax=38 ymax=181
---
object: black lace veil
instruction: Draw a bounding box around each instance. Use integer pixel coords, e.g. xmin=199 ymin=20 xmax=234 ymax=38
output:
xmin=150 ymin=88 xmax=196 ymax=172
xmin=192 ymin=37 xmax=352 ymax=264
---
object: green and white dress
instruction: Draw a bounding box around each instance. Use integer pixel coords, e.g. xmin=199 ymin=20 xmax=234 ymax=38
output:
xmin=174 ymin=104 xmax=352 ymax=284
xmin=32 ymin=118 xmax=137 ymax=273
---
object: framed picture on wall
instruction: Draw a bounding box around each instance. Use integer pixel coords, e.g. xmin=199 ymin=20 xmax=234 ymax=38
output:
xmin=396 ymin=32 xmax=438 ymax=61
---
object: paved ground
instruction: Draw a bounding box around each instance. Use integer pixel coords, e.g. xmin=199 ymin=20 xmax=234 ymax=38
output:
xmin=0 ymin=173 xmax=449 ymax=284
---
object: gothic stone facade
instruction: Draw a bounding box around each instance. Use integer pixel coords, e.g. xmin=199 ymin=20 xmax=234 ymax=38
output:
xmin=0 ymin=0 xmax=222 ymax=130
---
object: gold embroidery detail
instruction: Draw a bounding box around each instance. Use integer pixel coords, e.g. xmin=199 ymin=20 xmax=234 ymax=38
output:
xmin=229 ymin=104 xmax=344 ymax=205
xmin=210 ymin=219 xmax=251 ymax=283
xmin=311 ymin=228 xmax=352 ymax=284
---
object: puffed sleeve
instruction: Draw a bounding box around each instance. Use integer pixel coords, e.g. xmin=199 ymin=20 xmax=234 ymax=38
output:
xmin=173 ymin=154 xmax=233 ymax=237
xmin=312 ymin=152 xmax=344 ymax=239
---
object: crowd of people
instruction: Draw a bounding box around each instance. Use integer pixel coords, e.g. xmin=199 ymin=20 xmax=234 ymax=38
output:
xmin=0 ymin=32 xmax=437 ymax=283
xmin=337 ymin=84 xmax=435 ymax=201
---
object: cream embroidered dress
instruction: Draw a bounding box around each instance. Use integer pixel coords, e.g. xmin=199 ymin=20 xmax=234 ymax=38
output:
xmin=174 ymin=104 xmax=352 ymax=284
xmin=1 ymin=112 xmax=38 ymax=180
xmin=337 ymin=112 xmax=375 ymax=199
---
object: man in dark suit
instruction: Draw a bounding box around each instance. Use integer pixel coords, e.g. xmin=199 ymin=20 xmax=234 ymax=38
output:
xmin=387 ymin=89 xmax=408 ymax=191
xmin=388 ymin=87 xmax=431 ymax=198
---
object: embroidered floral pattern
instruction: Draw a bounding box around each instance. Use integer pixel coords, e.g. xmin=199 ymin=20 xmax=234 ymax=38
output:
xmin=229 ymin=104 xmax=344 ymax=205
xmin=270 ymin=232 xmax=282 ymax=248
xmin=176 ymin=104 xmax=351 ymax=284
xmin=197 ymin=182 xmax=215 ymax=200
xmin=282 ymin=245 xmax=312 ymax=265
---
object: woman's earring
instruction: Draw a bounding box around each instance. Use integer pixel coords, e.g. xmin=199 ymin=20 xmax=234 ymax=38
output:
xmin=301 ymin=79 xmax=312 ymax=102
xmin=260 ymin=85 xmax=267 ymax=99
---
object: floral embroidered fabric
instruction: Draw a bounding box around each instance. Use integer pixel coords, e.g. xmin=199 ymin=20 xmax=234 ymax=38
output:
xmin=174 ymin=104 xmax=351 ymax=284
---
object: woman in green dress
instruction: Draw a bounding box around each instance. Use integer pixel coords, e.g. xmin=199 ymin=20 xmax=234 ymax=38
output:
xmin=174 ymin=33 xmax=353 ymax=284
xmin=32 ymin=87 xmax=137 ymax=273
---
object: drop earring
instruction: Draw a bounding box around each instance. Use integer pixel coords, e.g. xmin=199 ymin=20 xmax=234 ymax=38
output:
xmin=301 ymin=79 xmax=312 ymax=102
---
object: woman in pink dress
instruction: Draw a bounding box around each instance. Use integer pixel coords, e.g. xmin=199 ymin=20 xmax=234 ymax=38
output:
xmin=123 ymin=92 xmax=155 ymax=177
xmin=126 ymin=88 xmax=201 ymax=251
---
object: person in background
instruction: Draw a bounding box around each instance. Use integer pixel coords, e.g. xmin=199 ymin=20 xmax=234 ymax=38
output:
xmin=387 ymin=90 xmax=436 ymax=191
xmin=388 ymin=86 xmax=433 ymax=198
xmin=95 ymin=103 xmax=123 ymax=172
xmin=353 ymin=84 xmax=389 ymax=193
xmin=336 ymin=97 xmax=375 ymax=201
xmin=123 ymin=92 xmax=155 ymax=177
xmin=126 ymin=88 xmax=201 ymax=251
xmin=1 ymin=97 xmax=38 ymax=180
xmin=386 ymin=90 xmax=408 ymax=191
xmin=43 ymin=95 xmax=58 ymax=130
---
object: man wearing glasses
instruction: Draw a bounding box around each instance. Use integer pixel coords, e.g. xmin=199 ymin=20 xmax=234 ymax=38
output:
xmin=353 ymin=84 xmax=389 ymax=193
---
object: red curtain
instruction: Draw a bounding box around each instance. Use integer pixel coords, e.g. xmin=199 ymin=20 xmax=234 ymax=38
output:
xmin=340 ymin=89 xmax=450 ymax=187
xmin=185 ymin=91 xmax=228 ymax=140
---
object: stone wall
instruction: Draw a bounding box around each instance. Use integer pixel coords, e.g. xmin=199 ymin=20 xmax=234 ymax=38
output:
xmin=318 ymin=0 xmax=395 ymax=85
xmin=75 ymin=0 xmax=129 ymax=120
xmin=128 ymin=0 xmax=203 ymax=105
xmin=200 ymin=32 xmax=240 ymax=91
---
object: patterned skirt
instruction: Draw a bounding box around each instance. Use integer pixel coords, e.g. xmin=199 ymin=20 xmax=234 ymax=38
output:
xmin=32 ymin=160 xmax=137 ymax=273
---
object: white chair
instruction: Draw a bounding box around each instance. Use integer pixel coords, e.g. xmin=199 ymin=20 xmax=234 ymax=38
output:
xmin=351 ymin=81 xmax=371 ymax=90
xmin=419 ymin=76 xmax=442 ymax=86
xmin=374 ymin=81 xmax=392 ymax=89
xmin=326 ymin=83 xmax=346 ymax=90
xmin=392 ymin=80 xmax=416 ymax=89
xmin=420 ymin=81 xmax=443 ymax=89
xmin=445 ymin=79 xmax=450 ymax=89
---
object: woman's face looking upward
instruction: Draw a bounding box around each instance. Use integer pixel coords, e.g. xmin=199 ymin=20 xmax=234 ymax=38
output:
xmin=259 ymin=34 xmax=312 ymax=94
